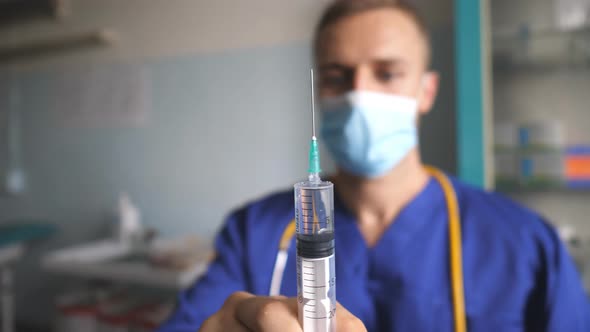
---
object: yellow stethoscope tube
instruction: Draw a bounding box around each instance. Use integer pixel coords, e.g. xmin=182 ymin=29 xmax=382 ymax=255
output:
xmin=427 ymin=166 xmax=467 ymax=332
xmin=269 ymin=167 xmax=466 ymax=332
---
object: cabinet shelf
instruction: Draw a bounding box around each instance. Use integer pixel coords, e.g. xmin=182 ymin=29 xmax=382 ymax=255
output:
xmin=492 ymin=25 xmax=590 ymax=72
xmin=496 ymin=181 xmax=590 ymax=194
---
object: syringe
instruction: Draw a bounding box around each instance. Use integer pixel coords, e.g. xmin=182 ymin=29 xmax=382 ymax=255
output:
xmin=294 ymin=69 xmax=336 ymax=332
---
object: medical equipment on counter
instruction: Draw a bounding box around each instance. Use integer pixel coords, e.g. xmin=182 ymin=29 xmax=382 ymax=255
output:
xmin=293 ymin=69 xmax=336 ymax=332
xmin=116 ymin=193 xmax=143 ymax=243
xmin=43 ymin=236 xmax=208 ymax=290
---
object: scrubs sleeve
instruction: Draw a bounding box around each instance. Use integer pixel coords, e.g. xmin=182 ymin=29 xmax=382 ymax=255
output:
xmin=157 ymin=210 xmax=248 ymax=331
xmin=528 ymin=219 xmax=590 ymax=331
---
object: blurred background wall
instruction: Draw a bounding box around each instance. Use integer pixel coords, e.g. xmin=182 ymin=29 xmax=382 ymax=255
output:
xmin=0 ymin=0 xmax=456 ymax=327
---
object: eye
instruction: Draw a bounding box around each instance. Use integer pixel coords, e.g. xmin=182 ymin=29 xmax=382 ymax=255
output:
xmin=376 ymin=69 xmax=395 ymax=82
xmin=320 ymin=71 xmax=351 ymax=90
xmin=323 ymin=75 xmax=347 ymax=87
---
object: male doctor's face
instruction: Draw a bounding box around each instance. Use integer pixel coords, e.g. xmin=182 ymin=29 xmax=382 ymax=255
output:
xmin=315 ymin=7 xmax=438 ymax=114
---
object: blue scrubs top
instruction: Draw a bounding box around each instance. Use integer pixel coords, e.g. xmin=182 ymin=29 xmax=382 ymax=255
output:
xmin=158 ymin=175 xmax=590 ymax=331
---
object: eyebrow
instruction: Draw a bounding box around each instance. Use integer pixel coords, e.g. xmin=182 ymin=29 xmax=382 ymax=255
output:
xmin=373 ymin=58 xmax=408 ymax=67
xmin=319 ymin=58 xmax=408 ymax=71
xmin=318 ymin=63 xmax=350 ymax=72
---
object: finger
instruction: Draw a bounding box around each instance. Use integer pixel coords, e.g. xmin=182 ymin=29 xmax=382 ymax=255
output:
xmin=224 ymin=291 xmax=256 ymax=310
xmin=236 ymin=297 xmax=301 ymax=332
xmin=199 ymin=292 xmax=255 ymax=332
xmin=335 ymin=302 xmax=367 ymax=332
xmin=282 ymin=297 xmax=299 ymax=317
xmin=198 ymin=315 xmax=221 ymax=332
xmin=223 ymin=292 xmax=256 ymax=331
xmin=199 ymin=314 xmax=251 ymax=332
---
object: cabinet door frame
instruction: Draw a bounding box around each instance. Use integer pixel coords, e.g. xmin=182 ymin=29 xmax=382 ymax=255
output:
xmin=455 ymin=0 xmax=493 ymax=188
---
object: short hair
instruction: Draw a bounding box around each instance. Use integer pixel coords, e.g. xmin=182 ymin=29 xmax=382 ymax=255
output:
xmin=313 ymin=0 xmax=431 ymax=65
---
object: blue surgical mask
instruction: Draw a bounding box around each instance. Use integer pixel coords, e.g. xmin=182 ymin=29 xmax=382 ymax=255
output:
xmin=320 ymin=90 xmax=419 ymax=178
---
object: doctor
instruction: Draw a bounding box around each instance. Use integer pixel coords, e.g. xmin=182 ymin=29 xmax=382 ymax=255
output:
xmin=159 ymin=0 xmax=590 ymax=331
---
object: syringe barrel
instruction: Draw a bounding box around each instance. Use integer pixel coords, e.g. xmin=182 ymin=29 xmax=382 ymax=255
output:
xmin=295 ymin=180 xmax=336 ymax=332
xmin=294 ymin=181 xmax=334 ymax=259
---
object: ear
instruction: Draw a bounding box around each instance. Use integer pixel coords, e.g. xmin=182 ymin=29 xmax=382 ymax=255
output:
xmin=417 ymin=71 xmax=440 ymax=115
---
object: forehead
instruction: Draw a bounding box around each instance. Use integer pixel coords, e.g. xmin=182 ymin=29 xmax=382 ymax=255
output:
xmin=316 ymin=8 xmax=427 ymax=67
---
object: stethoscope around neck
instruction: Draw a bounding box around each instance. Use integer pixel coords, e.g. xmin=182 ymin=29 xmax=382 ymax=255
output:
xmin=268 ymin=166 xmax=467 ymax=332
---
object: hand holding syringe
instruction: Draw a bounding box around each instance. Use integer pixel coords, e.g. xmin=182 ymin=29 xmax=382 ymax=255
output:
xmin=199 ymin=293 xmax=365 ymax=332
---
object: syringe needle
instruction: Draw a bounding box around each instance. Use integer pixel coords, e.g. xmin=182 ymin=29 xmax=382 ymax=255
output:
xmin=310 ymin=68 xmax=316 ymax=139
xmin=308 ymin=68 xmax=321 ymax=181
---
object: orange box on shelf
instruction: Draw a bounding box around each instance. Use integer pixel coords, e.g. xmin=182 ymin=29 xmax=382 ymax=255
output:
xmin=565 ymin=146 xmax=590 ymax=189
xmin=565 ymin=157 xmax=590 ymax=179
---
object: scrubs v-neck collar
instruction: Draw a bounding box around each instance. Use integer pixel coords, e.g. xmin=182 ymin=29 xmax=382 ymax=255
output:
xmin=334 ymin=176 xmax=443 ymax=252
